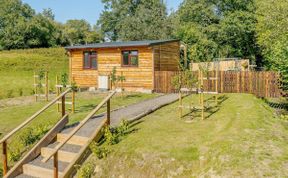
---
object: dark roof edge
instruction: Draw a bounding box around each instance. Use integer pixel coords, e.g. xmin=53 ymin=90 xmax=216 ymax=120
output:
xmin=64 ymin=39 xmax=180 ymax=50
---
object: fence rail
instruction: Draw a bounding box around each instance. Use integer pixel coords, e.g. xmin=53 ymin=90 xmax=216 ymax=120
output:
xmin=154 ymin=71 xmax=281 ymax=98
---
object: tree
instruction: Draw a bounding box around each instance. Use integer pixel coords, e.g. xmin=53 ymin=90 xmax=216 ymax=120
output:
xmin=173 ymin=0 xmax=259 ymax=62
xmin=98 ymin=0 xmax=172 ymax=41
xmin=0 ymin=0 xmax=35 ymax=49
xmin=256 ymin=0 xmax=288 ymax=91
xmin=64 ymin=20 xmax=103 ymax=45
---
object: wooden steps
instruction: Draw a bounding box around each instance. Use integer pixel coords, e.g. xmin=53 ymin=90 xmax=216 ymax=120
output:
xmin=23 ymin=164 xmax=64 ymax=178
xmin=41 ymin=147 xmax=77 ymax=162
xmin=56 ymin=133 xmax=89 ymax=146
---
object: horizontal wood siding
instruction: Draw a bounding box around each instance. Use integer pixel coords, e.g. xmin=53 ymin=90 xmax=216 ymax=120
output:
xmin=153 ymin=41 xmax=180 ymax=71
xmin=70 ymin=47 xmax=153 ymax=90
xmin=71 ymin=51 xmax=98 ymax=87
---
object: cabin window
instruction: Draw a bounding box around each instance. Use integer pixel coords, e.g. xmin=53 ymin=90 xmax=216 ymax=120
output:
xmin=83 ymin=51 xmax=97 ymax=69
xmin=122 ymin=50 xmax=138 ymax=67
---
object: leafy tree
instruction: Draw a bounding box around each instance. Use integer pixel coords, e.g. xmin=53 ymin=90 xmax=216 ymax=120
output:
xmin=173 ymin=0 xmax=259 ymax=62
xmin=0 ymin=0 xmax=35 ymax=49
xmin=98 ymin=0 xmax=172 ymax=41
xmin=256 ymin=0 xmax=288 ymax=91
xmin=64 ymin=20 xmax=102 ymax=45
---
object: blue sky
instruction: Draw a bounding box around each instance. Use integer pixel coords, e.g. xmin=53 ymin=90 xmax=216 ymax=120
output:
xmin=22 ymin=0 xmax=183 ymax=25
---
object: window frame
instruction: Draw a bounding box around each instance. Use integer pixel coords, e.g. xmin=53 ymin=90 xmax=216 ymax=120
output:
xmin=83 ymin=51 xmax=97 ymax=70
xmin=121 ymin=50 xmax=139 ymax=67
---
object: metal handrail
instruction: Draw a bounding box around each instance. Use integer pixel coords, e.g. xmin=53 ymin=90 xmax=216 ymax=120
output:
xmin=0 ymin=88 xmax=72 ymax=144
xmin=42 ymin=90 xmax=116 ymax=163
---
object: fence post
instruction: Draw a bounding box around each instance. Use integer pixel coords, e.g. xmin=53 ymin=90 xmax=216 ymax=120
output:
xmin=107 ymin=99 xmax=110 ymax=125
xmin=221 ymin=71 xmax=224 ymax=93
xmin=2 ymin=141 xmax=8 ymax=175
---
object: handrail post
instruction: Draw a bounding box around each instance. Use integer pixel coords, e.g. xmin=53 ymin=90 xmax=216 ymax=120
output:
xmin=2 ymin=141 xmax=8 ymax=175
xmin=107 ymin=99 xmax=110 ymax=125
xmin=61 ymin=95 xmax=65 ymax=117
xmin=53 ymin=152 xmax=58 ymax=178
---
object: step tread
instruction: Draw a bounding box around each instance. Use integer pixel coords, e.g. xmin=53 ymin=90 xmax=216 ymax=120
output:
xmin=24 ymin=156 xmax=68 ymax=173
xmin=47 ymin=141 xmax=82 ymax=153
xmin=15 ymin=174 xmax=37 ymax=178
xmin=57 ymin=133 xmax=89 ymax=146
xmin=41 ymin=147 xmax=77 ymax=163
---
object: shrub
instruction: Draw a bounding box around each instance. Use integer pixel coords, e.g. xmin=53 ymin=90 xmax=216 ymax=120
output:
xmin=8 ymin=147 xmax=21 ymax=162
xmin=19 ymin=124 xmax=49 ymax=147
xmin=116 ymin=119 xmax=129 ymax=136
xmin=76 ymin=161 xmax=95 ymax=178
xmin=90 ymin=142 xmax=110 ymax=159
xmin=104 ymin=126 xmax=119 ymax=145
xmin=6 ymin=89 xmax=14 ymax=98
xmin=18 ymin=88 xmax=23 ymax=96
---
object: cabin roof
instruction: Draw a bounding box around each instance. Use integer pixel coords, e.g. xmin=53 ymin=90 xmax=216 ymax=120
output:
xmin=65 ymin=39 xmax=179 ymax=50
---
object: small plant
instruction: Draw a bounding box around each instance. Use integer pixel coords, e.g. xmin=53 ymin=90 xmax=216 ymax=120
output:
xmin=19 ymin=125 xmax=49 ymax=147
xmin=104 ymin=126 xmax=119 ymax=145
xmin=110 ymin=67 xmax=117 ymax=89
xmin=116 ymin=119 xmax=129 ymax=136
xmin=75 ymin=161 xmax=95 ymax=178
xmin=70 ymin=81 xmax=78 ymax=92
xmin=6 ymin=89 xmax=14 ymax=98
xmin=61 ymin=73 xmax=68 ymax=87
xmin=18 ymin=88 xmax=23 ymax=96
xmin=90 ymin=142 xmax=110 ymax=159
xmin=8 ymin=147 xmax=21 ymax=162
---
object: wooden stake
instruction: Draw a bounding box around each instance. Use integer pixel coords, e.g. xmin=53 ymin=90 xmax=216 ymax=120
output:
xmin=45 ymin=71 xmax=49 ymax=101
xmin=107 ymin=99 xmax=111 ymax=125
xmin=56 ymin=76 xmax=60 ymax=112
xmin=34 ymin=72 xmax=38 ymax=102
xmin=2 ymin=141 xmax=8 ymax=176
xmin=72 ymin=91 xmax=75 ymax=113
xmin=179 ymin=91 xmax=183 ymax=119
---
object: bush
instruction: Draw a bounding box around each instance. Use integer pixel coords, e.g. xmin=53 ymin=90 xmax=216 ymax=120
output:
xmin=76 ymin=161 xmax=95 ymax=178
xmin=6 ymin=89 xmax=14 ymax=98
xmin=90 ymin=142 xmax=110 ymax=159
xmin=8 ymin=147 xmax=21 ymax=162
xmin=19 ymin=124 xmax=49 ymax=146
xmin=18 ymin=88 xmax=23 ymax=96
xmin=104 ymin=126 xmax=119 ymax=145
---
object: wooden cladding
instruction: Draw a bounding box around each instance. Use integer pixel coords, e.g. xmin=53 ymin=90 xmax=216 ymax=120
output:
xmin=154 ymin=71 xmax=281 ymax=98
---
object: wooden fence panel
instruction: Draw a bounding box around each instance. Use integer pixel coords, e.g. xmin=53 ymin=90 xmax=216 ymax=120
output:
xmin=154 ymin=71 xmax=281 ymax=98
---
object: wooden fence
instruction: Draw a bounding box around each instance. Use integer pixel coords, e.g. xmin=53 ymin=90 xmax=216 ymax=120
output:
xmin=154 ymin=71 xmax=281 ymax=98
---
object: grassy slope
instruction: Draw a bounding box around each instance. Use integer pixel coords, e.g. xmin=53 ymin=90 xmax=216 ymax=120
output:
xmin=0 ymin=92 xmax=158 ymax=176
xmin=91 ymin=94 xmax=288 ymax=177
xmin=0 ymin=48 xmax=68 ymax=99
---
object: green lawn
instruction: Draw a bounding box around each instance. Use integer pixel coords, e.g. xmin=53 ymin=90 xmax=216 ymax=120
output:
xmin=0 ymin=92 xmax=158 ymax=176
xmin=87 ymin=93 xmax=288 ymax=177
xmin=0 ymin=48 xmax=68 ymax=99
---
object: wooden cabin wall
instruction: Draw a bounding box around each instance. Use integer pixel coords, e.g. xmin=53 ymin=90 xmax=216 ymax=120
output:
xmin=70 ymin=46 xmax=154 ymax=91
xmin=153 ymin=41 xmax=180 ymax=71
xmin=70 ymin=51 xmax=98 ymax=87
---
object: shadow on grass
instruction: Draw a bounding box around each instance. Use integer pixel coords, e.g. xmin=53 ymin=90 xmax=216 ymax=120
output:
xmin=263 ymin=98 xmax=288 ymax=111
xmin=74 ymin=103 xmax=98 ymax=113
xmin=124 ymin=94 xmax=142 ymax=99
xmin=182 ymin=94 xmax=229 ymax=120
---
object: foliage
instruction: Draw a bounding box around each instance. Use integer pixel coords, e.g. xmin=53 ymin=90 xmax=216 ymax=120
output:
xmin=110 ymin=67 xmax=126 ymax=89
xmin=8 ymin=146 xmax=22 ymax=162
xmin=63 ymin=20 xmax=103 ymax=45
xmin=19 ymin=124 xmax=49 ymax=146
xmin=173 ymin=0 xmax=258 ymax=63
xmin=98 ymin=0 xmax=172 ymax=41
xmin=104 ymin=126 xmax=119 ymax=145
xmin=256 ymin=0 xmax=288 ymax=91
xmin=76 ymin=161 xmax=95 ymax=178
xmin=90 ymin=142 xmax=110 ymax=159
xmin=61 ymin=73 xmax=68 ymax=87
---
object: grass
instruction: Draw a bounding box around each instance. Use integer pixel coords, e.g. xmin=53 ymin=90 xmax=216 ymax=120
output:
xmin=88 ymin=93 xmax=288 ymax=177
xmin=0 ymin=91 xmax=158 ymax=176
xmin=0 ymin=48 xmax=68 ymax=99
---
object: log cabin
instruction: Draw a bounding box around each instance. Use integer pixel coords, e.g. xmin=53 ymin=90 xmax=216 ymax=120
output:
xmin=65 ymin=39 xmax=180 ymax=93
